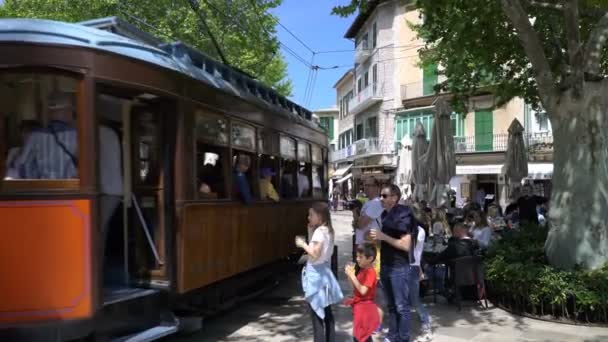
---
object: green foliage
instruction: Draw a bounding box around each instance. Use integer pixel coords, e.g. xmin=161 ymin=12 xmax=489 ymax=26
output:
xmin=0 ymin=0 xmax=292 ymax=96
xmin=331 ymin=0 xmax=367 ymax=18
xmin=414 ymin=0 xmax=608 ymax=111
xmin=485 ymin=226 xmax=608 ymax=321
xmin=331 ymin=1 xmax=608 ymax=111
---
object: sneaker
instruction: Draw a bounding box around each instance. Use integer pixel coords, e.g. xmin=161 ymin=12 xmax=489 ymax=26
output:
xmin=415 ymin=330 xmax=433 ymax=342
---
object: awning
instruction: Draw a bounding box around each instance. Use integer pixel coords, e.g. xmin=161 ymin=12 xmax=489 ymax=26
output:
xmin=456 ymin=164 xmax=504 ymax=175
xmin=332 ymin=164 xmax=352 ymax=179
xmin=336 ymin=173 xmax=352 ymax=184
xmin=527 ymin=163 xmax=553 ymax=179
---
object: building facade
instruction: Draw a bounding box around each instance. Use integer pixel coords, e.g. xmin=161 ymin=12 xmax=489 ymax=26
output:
xmin=313 ymin=106 xmax=339 ymax=152
xmin=333 ymin=0 xmax=554 ymax=207
xmin=331 ymin=0 xmax=415 ymax=194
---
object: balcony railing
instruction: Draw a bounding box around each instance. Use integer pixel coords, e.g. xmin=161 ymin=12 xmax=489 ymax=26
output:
xmin=453 ymin=132 xmax=554 ymax=153
xmin=400 ymin=81 xmax=424 ymax=100
xmin=348 ymin=83 xmax=382 ymax=115
xmin=355 ymin=138 xmax=394 ymax=156
xmin=400 ymin=81 xmax=447 ymax=101
xmin=355 ymin=42 xmax=371 ymax=64
xmin=329 ymin=138 xmax=394 ymax=162
xmin=329 ymin=144 xmax=357 ymax=163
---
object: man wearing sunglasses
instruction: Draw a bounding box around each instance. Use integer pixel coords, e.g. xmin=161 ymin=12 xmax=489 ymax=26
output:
xmin=370 ymin=184 xmax=416 ymax=342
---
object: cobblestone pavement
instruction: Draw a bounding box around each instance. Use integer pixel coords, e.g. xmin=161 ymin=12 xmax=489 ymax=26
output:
xmin=163 ymin=210 xmax=608 ymax=342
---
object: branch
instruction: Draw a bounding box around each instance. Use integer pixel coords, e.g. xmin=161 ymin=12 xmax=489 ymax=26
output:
xmin=564 ymin=0 xmax=584 ymax=93
xmin=529 ymin=1 xmax=563 ymax=10
xmin=501 ymin=0 xmax=558 ymax=108
xmin=583 ymin=12 xmax=608 ymax=78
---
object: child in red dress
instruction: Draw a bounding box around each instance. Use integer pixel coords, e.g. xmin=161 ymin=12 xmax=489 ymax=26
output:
xmin=344 ymin=243 xmax=381 ymax=342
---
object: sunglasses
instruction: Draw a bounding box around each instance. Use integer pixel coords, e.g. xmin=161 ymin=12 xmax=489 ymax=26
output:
xmin=380 ymin=193 xmax=393 ymax=199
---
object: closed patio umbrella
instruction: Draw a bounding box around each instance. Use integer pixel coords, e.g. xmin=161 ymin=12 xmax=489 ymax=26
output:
xmin=396 ymin=136 xmax=413 ymax=199
xmin=412 ymin=122 xmax=429 ymax=202
xmin=420 ymin=99 xmax=456 ymax=207
xmin=505 ymin=119 xmax=528 ymax=199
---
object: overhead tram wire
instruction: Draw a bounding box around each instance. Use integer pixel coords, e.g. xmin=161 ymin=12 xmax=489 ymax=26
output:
xmin=184 ymin=0 xmax=229 ymax=65
xmin=315 ymin=43 xmax=426 ymax=54
xmin=201 ymin=0 xmax=314 ymax=71
xmin=302 ymin=53 xmax=315 ymax=104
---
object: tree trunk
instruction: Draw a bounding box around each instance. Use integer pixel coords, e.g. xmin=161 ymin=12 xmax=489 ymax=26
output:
xmin=544 ymin=85 xmax=608 ymax=270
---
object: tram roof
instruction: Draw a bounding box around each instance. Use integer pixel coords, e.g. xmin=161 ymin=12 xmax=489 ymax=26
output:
xmin=0 ymin=17 xmax=320 ymax=132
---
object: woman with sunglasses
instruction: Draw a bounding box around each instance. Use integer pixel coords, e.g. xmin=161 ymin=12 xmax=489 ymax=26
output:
xmin=369 ymin=184 xmax=417 ymax=342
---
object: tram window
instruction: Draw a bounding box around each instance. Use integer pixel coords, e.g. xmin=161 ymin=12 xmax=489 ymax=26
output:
xmin=280 ymin=136 xmax=296 ymax=160
xmin=197 ymin=146 xmax=227 ymax=199
xmin=297 ymin=142 xmax=312 ymax=198
xmin=280 ymin=159 xmax=298 ymax=199
xmin=258 ymin=129 xmax=278 ymax=156
xmin=232 ymin=122 xmax=255 ymax=151
xmin=196 ymin=111 xmax=229 ymax=199
xmin=280 ymin=136 xmax=297 ymax=199
xmin=134 ymin=110 xmax=161 ymax=186
xmin=312 ymin=145 xmax=323 ymax=165
xmin=1 ymin=73 xmax=79 ymax=183
xmin=233 ymin=152 xmax=256 ymax=203
xmin=312 ymin=165 xmax=325 ymax=199
xmin=196 ymin=111 xmax=228 ymax=145
xmin=259 ymin=154 xmax=279 ymax=201
xmin=311 ymin=144 xmax=324 ymax=198
xmin=298 ymin=162 xmax=312 ymax=198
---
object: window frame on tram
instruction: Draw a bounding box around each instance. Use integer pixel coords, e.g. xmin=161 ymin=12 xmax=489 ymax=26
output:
xmin=257 ymin=127 xmax=280 ymax=202
xmin=0 ymin=68 xmax=85 ymax=193
xmin=297 ymin=140 xmax=313 ymax=199
xmin=231 ymin=119 xmax=258 ymax=200
xmin=311 ymin=144 xmax=326 ymax=199
xmin=194 ymin=109 xmax=230 ymax=200
xmin=279 ymin=134 xmax=298 ymax=200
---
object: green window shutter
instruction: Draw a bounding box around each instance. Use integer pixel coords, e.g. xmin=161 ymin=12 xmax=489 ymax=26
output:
xmin=328 ymin=118 xmax=334 ymax=140
xmin=423 ymin=63 xmax=438 ymax=96
xmin=474 ymin=110 xmax=493 ymax=151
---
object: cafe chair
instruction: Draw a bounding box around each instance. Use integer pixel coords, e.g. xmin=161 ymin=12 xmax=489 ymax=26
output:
xmin=450 ymin=255 xmax=488 ymax=311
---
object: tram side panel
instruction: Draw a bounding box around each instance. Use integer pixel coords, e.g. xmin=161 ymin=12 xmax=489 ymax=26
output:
xmin=177 ymin=201 xmax=308 ymax=294
xmin=0 ymin=199 xmax=94 ymax=325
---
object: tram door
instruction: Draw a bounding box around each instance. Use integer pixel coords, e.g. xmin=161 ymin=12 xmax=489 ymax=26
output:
xmin=98 ymin=93 xmax=174 ymax=294
xmin=128 ymin=101 xmax=175 ymax=289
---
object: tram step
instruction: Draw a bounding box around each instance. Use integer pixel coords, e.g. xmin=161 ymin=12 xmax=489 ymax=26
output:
xmin=111 ymin=323 xmax=179 ymax=342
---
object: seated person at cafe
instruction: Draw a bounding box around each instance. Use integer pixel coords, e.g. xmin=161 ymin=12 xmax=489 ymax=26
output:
xmin=428 ymin=223 xmax=480 ymax=293
xmin=433 ymin=223 xmax=480 ymax=264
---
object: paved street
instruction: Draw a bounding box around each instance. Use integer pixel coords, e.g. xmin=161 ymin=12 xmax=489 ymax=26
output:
xmin=164 ymin=211 xmax=608 ymax=342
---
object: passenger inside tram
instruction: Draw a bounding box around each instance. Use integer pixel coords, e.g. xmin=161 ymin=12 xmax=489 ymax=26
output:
xmin=198 ymin=152 xmax=221 ymax=198
xmin=1 ymin=74 xmax=80 ymax=181
xmin=281 ymin=160 xmax=298 ymax=199
xmin=11 ymin=91 xmax=79 ymax=179
xmin=233 ymin=153 xmax=253 ymax=204
xmin=4 ymin=120 xmax=41 ymax=179
xmin=197 ymin=149 xmax=225 ymax=198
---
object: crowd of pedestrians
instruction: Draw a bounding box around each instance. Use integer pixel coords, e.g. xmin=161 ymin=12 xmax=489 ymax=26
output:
xmin=296 ymin=179 xmax=549 ymax=342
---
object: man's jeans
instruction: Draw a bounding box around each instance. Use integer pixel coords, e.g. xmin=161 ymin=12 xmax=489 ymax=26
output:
xmin=409 ymin=266 xmax=431 ymax=331
xmin=380 ymin=264 xmax=411 ymax=342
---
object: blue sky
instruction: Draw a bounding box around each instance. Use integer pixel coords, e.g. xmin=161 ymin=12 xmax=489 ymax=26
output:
xmin=271 ymin=0 xmax=354 ymax=111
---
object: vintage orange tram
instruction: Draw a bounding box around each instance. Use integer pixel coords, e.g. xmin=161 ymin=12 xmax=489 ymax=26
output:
xmin=0 ymin=17 xmax=328 ymax=341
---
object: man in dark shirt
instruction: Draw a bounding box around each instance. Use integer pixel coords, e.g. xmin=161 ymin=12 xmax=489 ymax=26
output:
xmin=234 ymin=154 xmax=253 ymax=204
xmin=369 ymin=184 xmax=415 ymax=342
xmin=517 ymin=185 xmax=548 ymax=226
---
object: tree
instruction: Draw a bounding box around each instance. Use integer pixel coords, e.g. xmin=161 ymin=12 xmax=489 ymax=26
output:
xmin=0 ymin=0 xmax=293 ymax=96
xmin=332 ymin=0 xmax=608 ymax=270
